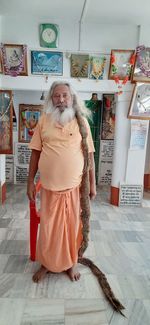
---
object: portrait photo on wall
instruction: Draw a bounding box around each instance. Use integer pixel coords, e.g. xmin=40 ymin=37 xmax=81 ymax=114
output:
xmin=101 ymin=94 xmax=116 ymax=140
xmin=19 ymin=104 xmax=43 ymax=142
xmin=128 ymin=83 xmax=150 ymax=120
xmin=0 ymin=90 xmax=13 ymax=154
xmin=1 ymin=44 xmax=28 ymax=76
xmin=31 ymin=50 xmax=63 ymax=75
xmin=70 ymin=54 xmax=89 ymax=78
xmin=108 ymin=49 xmax=135 ymax=80
xmin=132 ymin=45 xmax=150 ymax=83
xmin=89 ymin=56 xmax=106 ymax=80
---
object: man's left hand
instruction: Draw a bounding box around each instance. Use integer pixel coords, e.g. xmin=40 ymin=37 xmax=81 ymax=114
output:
xmin=89 ymin=188 xmax=97 ymax=200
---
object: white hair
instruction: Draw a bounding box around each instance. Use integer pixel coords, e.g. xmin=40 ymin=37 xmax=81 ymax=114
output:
xmin=44 ymin=81 xmax=92 ymax=119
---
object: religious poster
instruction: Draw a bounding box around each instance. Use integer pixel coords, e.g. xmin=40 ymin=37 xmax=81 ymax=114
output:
xmin=71 ymin=54 xmax=89 ymax=78
xmin=89 ymin=56 xmax=106 ymax=80
xmin=0 ymin=90 xmax=13 ymax=154
xmin=101 ymin=94 xmax=116 ymax=140
xmin=19 ymin=104 xmax=43 ymax=142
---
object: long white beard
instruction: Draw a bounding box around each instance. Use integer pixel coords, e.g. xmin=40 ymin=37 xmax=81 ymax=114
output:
xmin=50 ymin=106 xmax=75 ymax=126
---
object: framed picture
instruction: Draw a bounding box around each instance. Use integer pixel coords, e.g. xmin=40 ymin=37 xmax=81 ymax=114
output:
xmin=0 ymin=90 xmax=13 ymax=154
xmin=101 ymin=94 xmax=116 ymax=140
xmin=1 ymin=44 xmax=28 ymax=76
xmin=19 ymin=104 xmax=43 ymax=142
xmin=89 ymin=56 xmax=106 ymax=80
xmin=0 ymin=50 xmax=3 ymax=74
xmin=128 ymin=83 xmax=150 ymax=120
xmin=132 ymin=46 xmax=150 ymax=83
xmin=31 ymin=50 xmax=63 ymax=75
xmin=71 ymin=54 xmax=89 ymax=78
xmin=108 ymin=49 xmax=135 ymax=80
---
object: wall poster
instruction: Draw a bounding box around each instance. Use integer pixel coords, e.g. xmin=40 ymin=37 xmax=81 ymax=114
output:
xmin=0 ymin=90 xmax=13 ymax=154
xmin=101 ymin=94 xmax=116 ymax=140
xmin=19 ymin=104 xmax=43 ymax=142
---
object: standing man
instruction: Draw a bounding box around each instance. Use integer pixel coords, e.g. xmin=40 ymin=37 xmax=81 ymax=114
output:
xmin=27 ymin=81 xmax=96 ymax=283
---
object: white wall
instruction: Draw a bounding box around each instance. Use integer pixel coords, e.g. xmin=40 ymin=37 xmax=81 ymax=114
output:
xmin=1 ymin=14 xmax=150 ymax=195
xmin=139 ymin=25 xmax=150 ymax=46
xmin=1 ymin=15 xmax=138 ymax=52
xmin=1 ymin=15 xmax=138 ymax=92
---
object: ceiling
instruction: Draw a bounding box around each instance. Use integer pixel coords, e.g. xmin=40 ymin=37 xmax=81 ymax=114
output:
xmin=0 ymin=0 xmax=150 ymax=25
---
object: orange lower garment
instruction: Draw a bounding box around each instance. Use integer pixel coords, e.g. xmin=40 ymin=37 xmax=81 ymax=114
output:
xmin=36 ymin=186 xmax=82 ymax=272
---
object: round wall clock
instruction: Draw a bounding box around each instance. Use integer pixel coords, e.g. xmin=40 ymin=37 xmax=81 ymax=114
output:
xmin=39 ymin=23 xmax=59 ymax=48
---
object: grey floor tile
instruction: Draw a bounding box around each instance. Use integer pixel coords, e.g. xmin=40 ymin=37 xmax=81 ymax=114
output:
xmin=0 ymin=184 xmax=149 ymax=324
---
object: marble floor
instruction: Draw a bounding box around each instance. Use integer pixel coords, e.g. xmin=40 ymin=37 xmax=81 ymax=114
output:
xmin=0 ymin=184 xmax=150 ymax=325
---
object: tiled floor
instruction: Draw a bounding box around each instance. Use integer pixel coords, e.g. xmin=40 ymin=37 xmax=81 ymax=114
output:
xmin=0 ymin=184 xmax=150 ymax=324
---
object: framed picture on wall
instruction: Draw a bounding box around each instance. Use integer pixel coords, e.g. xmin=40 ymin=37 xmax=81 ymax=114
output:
xmin=0 ymin=90 xmax=13 ymax=154
xmin=101 ymin=94 xmax=116 ymax=140
xmin=108 ymin=49 xmax=135 ymax=80
xmin=128 ymin=83 xmax=150 ymax=120
xmin=132 ymin=46 xmax=150 ymax=83
xmin=31 ymin=50 xmax=63 ymax=75
xmin=70 ymin=54 xmax=89 ymax=78
xmin=19 ymin=104 xmax=43 ymax=143
xmin=0 ymin=50 xmax=3 ymax=74
xmin=89 ymin=56 xmax=106 ymax=80
xmin=1 ymin=44 xmax=28 ymax=76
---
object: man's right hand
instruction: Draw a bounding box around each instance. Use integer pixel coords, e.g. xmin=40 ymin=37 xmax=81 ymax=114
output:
xmin=27 ymin=181 xmax=36 ymax=201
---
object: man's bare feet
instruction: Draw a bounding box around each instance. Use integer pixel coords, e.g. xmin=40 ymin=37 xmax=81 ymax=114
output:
xmin=32 ymin=265 xmax=48 ymax=283
xmin=66 ymin=265 xmax=81 ymax=281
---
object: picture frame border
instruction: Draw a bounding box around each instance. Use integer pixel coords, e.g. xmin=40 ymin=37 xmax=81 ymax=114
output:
xmin=1 ymin=43 xmax=28 ymax=76
xmin=108 ymin=49 xmax=135 ymax=80
xmin=31 ymin=50 xmax=63 ymax=75
xmin=128 ymin=83 xmax=150 ymax=120
xmin=0 ymin=89 xmax=13 ymax=154
xmin=19 ymin=104 xmax=43 ymax=143
xmin=131 ymin=46 xmax=150 ymax=83
xmin=0 ymin=50 xmax=3 ymax=74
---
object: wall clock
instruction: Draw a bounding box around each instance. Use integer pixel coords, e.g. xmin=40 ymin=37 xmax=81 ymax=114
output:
xmin=39 ymin=24 xmax=59 ymax=48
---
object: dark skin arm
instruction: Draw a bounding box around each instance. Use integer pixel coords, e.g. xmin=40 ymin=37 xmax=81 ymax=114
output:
xmin=89 ymin=152 xmax=97 ymax=200
xmin=27 ymin=149 xmax=41 ymax=201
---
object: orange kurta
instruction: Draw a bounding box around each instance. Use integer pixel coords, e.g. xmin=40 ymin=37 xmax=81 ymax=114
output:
xmin=29 ymin=113 xmax=95 ymax=191
xmin=29 ymin=113 xmax=95 ymax=272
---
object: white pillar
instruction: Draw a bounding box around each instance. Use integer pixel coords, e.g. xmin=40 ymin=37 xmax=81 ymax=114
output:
xmin=110 ymin=89 xmax=149 ymax=205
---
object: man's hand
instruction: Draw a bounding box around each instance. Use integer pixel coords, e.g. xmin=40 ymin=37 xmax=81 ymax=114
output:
xmin=27 ymin=181 xmax=36 ymax=201
xmin=89 ymin=186 xmax=97 ymax=200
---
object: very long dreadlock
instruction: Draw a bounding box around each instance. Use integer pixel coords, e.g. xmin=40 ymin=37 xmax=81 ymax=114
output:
xmin=46 ymin=81 xmax=125 ymax=316
xmin=75 ymin=110 xmax=125 ymax=316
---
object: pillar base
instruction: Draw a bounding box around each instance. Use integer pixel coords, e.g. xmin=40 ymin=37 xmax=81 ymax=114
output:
xmin=0 ymin=182 xmax=6 ymax=205
xmin=110 ymin=186 xmax=119 ymax=206
xmin=144 ymin=174 xmax=150 ymax=190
